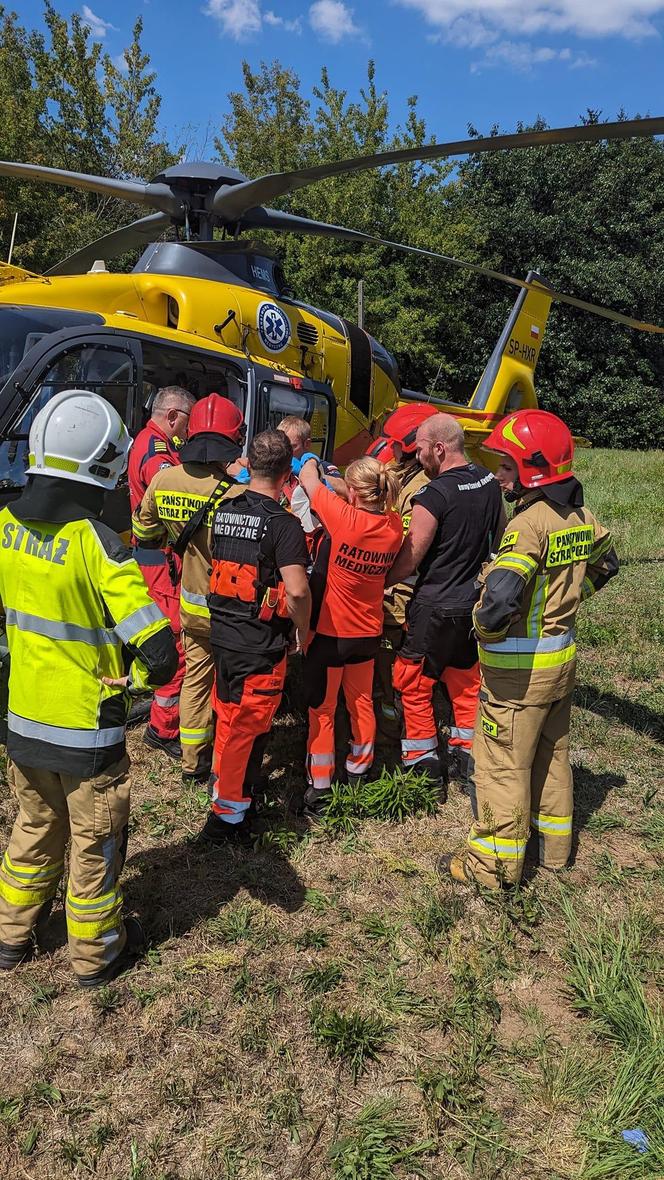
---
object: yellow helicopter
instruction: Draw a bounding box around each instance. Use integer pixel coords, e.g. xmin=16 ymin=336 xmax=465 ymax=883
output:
xmin=0 ymin=116 xmax=662 ymax=529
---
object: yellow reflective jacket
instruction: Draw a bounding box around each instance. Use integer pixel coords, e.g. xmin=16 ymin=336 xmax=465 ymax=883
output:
xmin=0 ymin=506 xmax=175 ymax=775
xmin=473 ymin=490 xmax=618 ymax=704
xmin=132 ymin=462 xmax=241 ymax=638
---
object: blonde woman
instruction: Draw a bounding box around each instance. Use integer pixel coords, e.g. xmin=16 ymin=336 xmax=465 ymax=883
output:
xmin=297 ymin=456 xmax=403 ymax=817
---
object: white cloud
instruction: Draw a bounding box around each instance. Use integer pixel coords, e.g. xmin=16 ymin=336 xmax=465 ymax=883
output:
xmin=80 ymin=5 xmax=118 ymax=38
xmin=203 ymin=0 xmax=262 ymax=39
xmin=111 ymin=51 xmax=129 ymax=73
xmin=570 ymin=50 xmax=598 ymax=66
xmin=470 ymin=39 xmax=598 ymax=72
xmin=308 ymin=0 xmax=360 ymax=42
xmin=265 ymin=9 xmax=303 ymax=32
xmin=395 ymin=0 xmax=664 ymax=41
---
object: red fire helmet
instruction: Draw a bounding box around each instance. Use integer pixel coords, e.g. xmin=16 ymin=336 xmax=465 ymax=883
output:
xmin=483 ymin=409 xmax=574 ymax=489
xmin=188 ymin=393 xmax=245 ymax=443
xmin=366 ymin=403 xmax=439 ymax=463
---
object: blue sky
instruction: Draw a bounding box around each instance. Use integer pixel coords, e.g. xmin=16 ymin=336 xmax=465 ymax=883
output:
xmin=19 ymin=0 xmax=664 ymax=158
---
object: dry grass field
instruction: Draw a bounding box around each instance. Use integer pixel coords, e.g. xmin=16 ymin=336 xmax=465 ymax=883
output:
xmin=0 ymin=448 xmax=662 ymax=1180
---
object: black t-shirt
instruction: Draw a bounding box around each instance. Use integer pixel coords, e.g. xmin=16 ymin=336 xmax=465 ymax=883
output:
xmin=209 ymin=490 xmax=308 ymax=654
xmin=413 ymin=462 xmax=503 ymax=613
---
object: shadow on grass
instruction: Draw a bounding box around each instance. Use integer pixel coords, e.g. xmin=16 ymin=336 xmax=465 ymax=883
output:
xmin=570 ymin=764 xmax=628 ymax=863
xmin=576 ymin=682 xmax=664 ymax=746
xmin=124 ymin=837 xmax=306 ymax=945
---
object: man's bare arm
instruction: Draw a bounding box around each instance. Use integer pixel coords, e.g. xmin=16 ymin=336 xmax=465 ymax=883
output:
xmin=385 ymin=504 xmax=437 ymax=587
xmin=281 ymin=564 xmax=312 ymax=648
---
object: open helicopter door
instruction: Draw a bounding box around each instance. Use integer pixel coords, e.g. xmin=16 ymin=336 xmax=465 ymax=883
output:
xmin=253 ymin=368 xmax=337 ymax=463
xmin=0 ymin=326 xmax=142 ymax=532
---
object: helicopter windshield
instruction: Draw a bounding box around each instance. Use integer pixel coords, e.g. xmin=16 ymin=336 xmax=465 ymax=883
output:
xmin=0 ymin=319 xmax=250 ymax=490
xmin=0 ymin=305 xmax=103 ymax=390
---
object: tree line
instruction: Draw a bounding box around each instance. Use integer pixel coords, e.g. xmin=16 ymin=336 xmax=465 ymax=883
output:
xmin=1 ymin=4 xmax=662 ymax=448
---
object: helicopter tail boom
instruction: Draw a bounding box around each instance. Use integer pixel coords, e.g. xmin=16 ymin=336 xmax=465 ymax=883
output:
xmin=468 ymin=272 xmax=553 ymax=416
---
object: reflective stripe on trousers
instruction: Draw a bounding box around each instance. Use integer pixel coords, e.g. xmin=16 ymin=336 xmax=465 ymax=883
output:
xmin=449 ymin=726 xmax=474 ymax=747
xmin=154 ymin=693 xmax=180 ymax=709
xmin=0 ymin=851 xmax=62 ymax=909
xmin=180 ymin=726 xmax=213 ymax=745
xmin=346 ymin=740 xmax=374 ymax=775
xmin=401 ymin=735 xmax=438 ymax=765
xmin=307 ymin=751 xmax=335 ymax=790
xmin=66 ymin=885 xmax=123 ymax=940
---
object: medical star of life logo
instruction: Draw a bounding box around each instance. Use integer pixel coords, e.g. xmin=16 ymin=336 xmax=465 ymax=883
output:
xmin=257 ymin=302 xmax=291 ymax=352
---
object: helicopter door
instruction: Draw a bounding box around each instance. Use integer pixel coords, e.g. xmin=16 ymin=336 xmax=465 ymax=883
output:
xmin=0 ymin=330 xmax=141 ymax=531
xmin=256 ymin=376 xmax=336 ymax=462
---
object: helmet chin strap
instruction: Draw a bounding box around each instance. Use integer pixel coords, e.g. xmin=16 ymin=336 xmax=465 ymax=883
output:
xmin=505 ymin=480 xmax=526 ymax=503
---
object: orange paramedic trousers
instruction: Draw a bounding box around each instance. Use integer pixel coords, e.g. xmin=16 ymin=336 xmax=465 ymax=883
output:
xmin=210 ymin=649 xmax=287 ymax=824
xmin=393 ymin=607 xmax=479 ymax=778
xmin=304 ymin=634 xmax=380 ymax=788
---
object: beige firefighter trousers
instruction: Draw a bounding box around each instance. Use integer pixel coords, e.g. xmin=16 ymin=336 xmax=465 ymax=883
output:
xmin=179 ymin=631 xmax=214 ymax=776
xmin=464 ymin=688 xmax=574 ymax=888
xmin=0 ymin=756 xmax=130 ymax=978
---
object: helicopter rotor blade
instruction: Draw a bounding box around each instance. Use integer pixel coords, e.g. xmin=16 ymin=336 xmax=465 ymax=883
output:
xmin=0 ymin=160 xmax=184 ymax=217
xmin=45 ymin=212 xmax=172 ymax=276
xmin=212 ymin=116 xmax=664 ymax=223
xmin=245 ymin=207 xmax=664 ymax=334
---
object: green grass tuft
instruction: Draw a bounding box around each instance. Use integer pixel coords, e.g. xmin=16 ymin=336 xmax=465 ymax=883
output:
xmin=300 ymin=960 xmax=344 ymax=997
xmin=410 ymin=888 xmax=465 ymax=955
xmin=329 ymin=1098 xmax=434 ymax=1178
xmin=317 ymin=767 xmax=441 ymax=835
xmin=561 ymin=897 xmax=662 ymax=1047
xmin=311 ymin=1004 xmax=392 ymax=1081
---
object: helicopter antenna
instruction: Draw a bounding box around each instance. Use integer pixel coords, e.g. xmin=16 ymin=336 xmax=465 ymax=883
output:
xmin=6 ymin=212 xmax=18 ymax=264
xmin=427 ymin=362 xmax=445 ymax=399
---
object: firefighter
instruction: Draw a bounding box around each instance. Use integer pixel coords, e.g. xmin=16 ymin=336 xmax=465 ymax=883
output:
xmin=365 ymin=404 xmax=438 ymax=731
xmin=131 ymin=394 xmax=245 ymax=783
xmin=298 ymin=456 xmax=403 ymax=818
xmin=387 ymin=413 xmax=504 ymax=794
xmin=203 ymin=430 xmax=311 ymax=843
xmin=128 ymin=386 xmax=196 ymax=760
xmin=0 ymin=390 xmax=177 ymax=984
xmin=441 ymin=409 xmax=619 ymax=889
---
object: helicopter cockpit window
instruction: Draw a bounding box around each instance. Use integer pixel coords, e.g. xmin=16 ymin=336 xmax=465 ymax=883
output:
xmin=0 ymin=343 xmax=135 ymax=487
xmin=140 ymin=341 xmax=246 ymax=425
xmin=0 ymin=306 xmax=104 ymax=391
xmin=260 ymin=382 xmax=332 ymax=459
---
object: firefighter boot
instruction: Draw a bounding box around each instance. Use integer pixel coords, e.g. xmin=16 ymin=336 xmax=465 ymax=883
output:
xmin=0 ymin=936 xmax=34 ymax=971
xmin=414 ymin=756 xmax=448 ymax=804
xmin=182 ymin=758 xmax=213 ymax=787
xmin=143 ymin=724 xmax=181 ymax=762
xmin=437 ymin=852 xmax=472 ymax=886
xmin=0 ymin=896 xmax=54 ymax=971
xmin=76 ymin=917 xmax=146 ymax=989
xmin=198 ymin=810 xmax=254 ymax=847
xmin=303 ymin=785 xmax=334 ymax=821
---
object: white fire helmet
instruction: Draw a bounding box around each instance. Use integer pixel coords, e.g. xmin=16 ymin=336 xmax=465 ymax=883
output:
xmin=28 ymin=389 xmax=132 ymax=490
